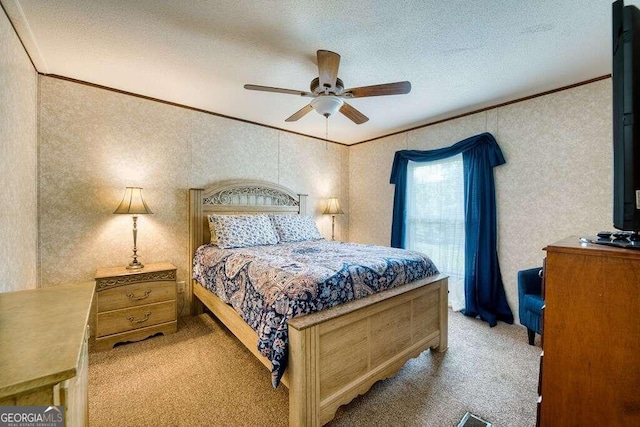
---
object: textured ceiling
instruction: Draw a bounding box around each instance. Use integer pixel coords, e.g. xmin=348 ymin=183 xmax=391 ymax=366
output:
xmin=1 ymin=0 xmax=627 ymax=144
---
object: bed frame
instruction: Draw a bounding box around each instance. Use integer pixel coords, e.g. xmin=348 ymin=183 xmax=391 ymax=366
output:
xmin=188 ymin=180 xmax=448 ymax=426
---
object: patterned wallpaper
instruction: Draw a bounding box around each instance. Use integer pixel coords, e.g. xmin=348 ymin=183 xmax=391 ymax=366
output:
xmin=38 ymin=76 xmax=349 ymax=314
xmin=0 ymin=10 xmax=38 ymax=293
xmin=349 ymin=80 xmax=612 ymax=322
xmin=31 ymin=66 xmax=612 ymax=324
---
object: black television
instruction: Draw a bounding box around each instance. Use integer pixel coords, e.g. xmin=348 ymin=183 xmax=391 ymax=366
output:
xmin=612 ymin=0 xmax=640 ymax=232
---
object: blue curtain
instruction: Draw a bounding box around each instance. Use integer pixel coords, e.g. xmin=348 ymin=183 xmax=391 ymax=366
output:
xmin=390 ymin=132 xmax=513 ymax=326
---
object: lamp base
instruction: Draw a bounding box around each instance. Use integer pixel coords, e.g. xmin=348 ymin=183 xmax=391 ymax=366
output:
xmin=126 ymin=260 xmax=144 ymax=270
xmin=127 ymin=216 xmax=144 ymax=269
xmin=331 ymin=214 xmax=336 ymax=241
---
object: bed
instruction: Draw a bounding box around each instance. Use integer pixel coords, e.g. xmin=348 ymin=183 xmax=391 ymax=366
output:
xmin=188 ymin=180 xmax=448 ymax=426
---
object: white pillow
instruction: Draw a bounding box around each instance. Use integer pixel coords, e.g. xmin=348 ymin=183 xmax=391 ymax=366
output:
xmin=210 ymin=214 xmax=279 ymax=249
xmin=270 ymin=214 xmax=322 ymax=242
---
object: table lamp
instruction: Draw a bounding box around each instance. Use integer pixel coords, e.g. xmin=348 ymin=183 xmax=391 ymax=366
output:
xmin=323 ymin=197 xmax=343 ymax=241
xmin=114 ymin=187 xmax=153 ymax=269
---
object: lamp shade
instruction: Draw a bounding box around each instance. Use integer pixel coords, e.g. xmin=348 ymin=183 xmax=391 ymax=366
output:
xmin=323 ymin=197 xmax=344 ymax=215
xmin=113 ymin=187 xmax=153 ymax=215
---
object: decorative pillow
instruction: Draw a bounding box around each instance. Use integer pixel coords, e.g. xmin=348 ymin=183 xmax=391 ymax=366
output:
xmin=210 ymin=214 xmax=279 ymax=249
xmin=270 ymin=214 xmax=322 ymax=242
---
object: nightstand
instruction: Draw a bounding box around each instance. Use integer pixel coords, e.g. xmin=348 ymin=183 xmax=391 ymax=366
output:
xmin=94 ymin=262 xmax=177 ymax=351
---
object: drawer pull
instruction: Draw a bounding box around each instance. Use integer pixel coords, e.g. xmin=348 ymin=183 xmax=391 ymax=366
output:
xmin=126 ymin=290 xmax=152 ymax=301
xmin=127 ymin=312 xmax=151 ymax=324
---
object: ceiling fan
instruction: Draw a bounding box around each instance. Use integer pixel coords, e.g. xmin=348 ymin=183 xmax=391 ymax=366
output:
xmin=244 ymin=50 xmax=411 ymax=125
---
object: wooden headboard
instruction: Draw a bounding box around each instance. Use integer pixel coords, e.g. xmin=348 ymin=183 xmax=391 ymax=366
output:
xmin=188 ymin=180 xmax=307 ymax=313
xmin=188 ymin=179 xmax=307 ymax=264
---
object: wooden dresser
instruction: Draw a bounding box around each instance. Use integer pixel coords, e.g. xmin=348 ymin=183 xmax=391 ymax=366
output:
xmin=94 ymin=262 xmax=177 ymax=351
xmin=539 ymin=237 xmax=640 ymax=426
xmin=0 ymin=281 xmax=94 ymax=426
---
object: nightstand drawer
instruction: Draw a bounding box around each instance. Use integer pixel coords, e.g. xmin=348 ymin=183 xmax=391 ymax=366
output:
xmin=97 ymin=280 xmax=175 ymax=312
xmin=96 ymin=300 xmax=176 ymax=337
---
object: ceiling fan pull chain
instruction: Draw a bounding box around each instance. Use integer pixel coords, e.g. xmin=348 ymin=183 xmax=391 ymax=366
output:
xmin=325 ymin=116 xmax=329 ymax=150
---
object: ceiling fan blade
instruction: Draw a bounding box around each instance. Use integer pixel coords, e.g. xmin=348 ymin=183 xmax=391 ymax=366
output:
xmin=244 ymin=84 xmax=313 ymax=97
xmin=317 ymin=50 xmax=340 ymax=91
xmin=339 ymin=102 xmax=369 ymax=124
xmin=343 ymin=81 xmax=411 ymax=98
xmin=285 ymin=104 xmax=314 ymax=122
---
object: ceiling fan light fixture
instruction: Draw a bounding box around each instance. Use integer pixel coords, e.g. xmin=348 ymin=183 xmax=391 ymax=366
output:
xmin=310 ymin=95 xmax=344 ymax=117
xmin=244 ymin=50 xmax=409 ymax=125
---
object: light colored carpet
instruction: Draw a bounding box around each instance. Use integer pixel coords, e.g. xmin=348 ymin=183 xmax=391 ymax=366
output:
xmin=89 ymin=311 xmax=540 ymax=426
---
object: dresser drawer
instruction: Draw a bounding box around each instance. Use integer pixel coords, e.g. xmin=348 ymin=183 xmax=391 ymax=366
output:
xmin=97 ymin=280 xmax=175 ymax=312
xmin=96 ymin=300 xmax=176 ymax=337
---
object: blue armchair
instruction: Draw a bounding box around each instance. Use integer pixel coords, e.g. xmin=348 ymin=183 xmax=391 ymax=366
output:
xmin=518 ymin=267 xmax=544 ymax=345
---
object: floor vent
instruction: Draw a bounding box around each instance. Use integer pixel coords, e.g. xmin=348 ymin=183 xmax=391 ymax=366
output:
xmin=457 ymin=412 xmax=492 ymax=427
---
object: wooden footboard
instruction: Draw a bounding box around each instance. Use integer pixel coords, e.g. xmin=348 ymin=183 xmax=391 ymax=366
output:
xmin=193 ymin=273 xmax=448 ymax=426
xmin=287 ymin=274 xmax=448 ymax=426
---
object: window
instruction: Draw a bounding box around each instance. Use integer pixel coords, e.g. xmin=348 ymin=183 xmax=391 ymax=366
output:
xmin=406 ymin=155 xmax=465 ymax=311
